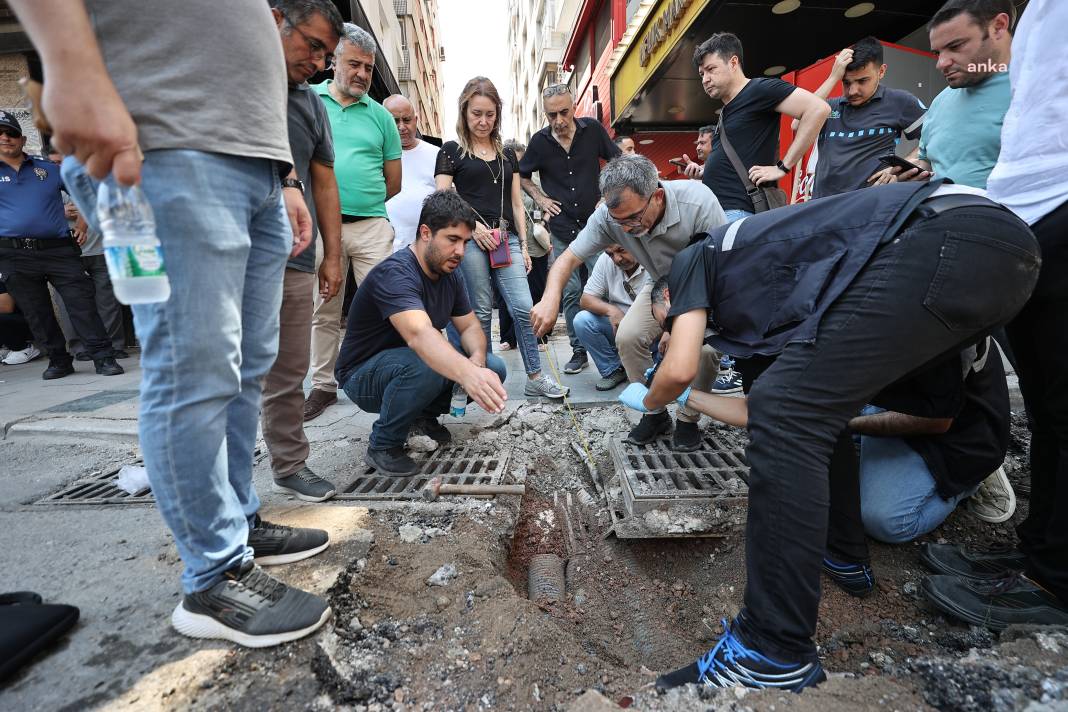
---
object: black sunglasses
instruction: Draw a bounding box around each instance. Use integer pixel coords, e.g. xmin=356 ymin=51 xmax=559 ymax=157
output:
xmin=0 ymin=128 xmax=22 ymax=139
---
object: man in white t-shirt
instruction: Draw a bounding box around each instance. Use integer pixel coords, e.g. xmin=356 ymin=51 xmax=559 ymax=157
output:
xmin=384 ymin=94 xmax=439 ymax=252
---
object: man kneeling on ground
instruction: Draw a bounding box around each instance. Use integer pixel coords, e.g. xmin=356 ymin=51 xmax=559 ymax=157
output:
xmin=575 ymin=244 xmax=648 ymax=391
xmin=334 ymin=190 xmax=508 ymax=476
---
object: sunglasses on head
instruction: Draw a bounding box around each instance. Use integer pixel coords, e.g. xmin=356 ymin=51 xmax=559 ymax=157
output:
xmin=0 ymin=128 xmax=22 ymax=138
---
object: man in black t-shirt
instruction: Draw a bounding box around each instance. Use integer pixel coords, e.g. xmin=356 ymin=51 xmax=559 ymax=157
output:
xmin=335 ymin=190 xmax=508 ymax=476
xmin=693 ymin=32 xmax=830 ymax=221
xmin=853 ymin=338 xmax=1011 ymax=542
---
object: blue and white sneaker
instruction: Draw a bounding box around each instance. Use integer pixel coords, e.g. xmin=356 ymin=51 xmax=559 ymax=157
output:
xmin=712 ymin=366 xmax=743 ymax=394
xmin=655 ymin=618 xmax=826 ymax=692
xmin=822 ymin=557 xmax=876 ymax=597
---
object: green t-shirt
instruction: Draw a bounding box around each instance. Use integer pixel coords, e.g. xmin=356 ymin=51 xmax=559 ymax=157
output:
xmin=314 ymin=81 xmax=402 ymax=217
xmin=918 ymin=70 xmax=1010 ymax=189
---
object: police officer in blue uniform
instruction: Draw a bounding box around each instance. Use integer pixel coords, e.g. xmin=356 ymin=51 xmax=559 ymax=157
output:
xmin=0 ymin=110 xmax=123 ymax=379
xmin=625 ymin=180 xmax=1040 ymax=692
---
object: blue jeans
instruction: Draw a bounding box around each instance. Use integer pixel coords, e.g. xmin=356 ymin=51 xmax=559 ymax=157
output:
xmin=63 ymin=151 xmax=289 ymax=594
xmin=551 ymin=234 xmax=598 ymax=351
xmin=858 ymin=408 xmax=976 ymax=543
xmin=723 ymin=209 xmax=754 ymax=224
xmin=573 ymin=310 xmax=621 ymax=377
xmin=341 ymin=347 xmax=507 ymax=449
xmin=456 ymin=232 xmax=541 ymax=376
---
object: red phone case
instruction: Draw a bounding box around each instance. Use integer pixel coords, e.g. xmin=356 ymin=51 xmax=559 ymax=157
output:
xmin=488 ymin=228 xmax=512 ymax=268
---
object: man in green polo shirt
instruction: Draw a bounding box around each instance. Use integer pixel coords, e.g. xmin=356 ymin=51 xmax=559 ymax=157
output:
xmin=306 ymin=22 xmax=402 ymax=421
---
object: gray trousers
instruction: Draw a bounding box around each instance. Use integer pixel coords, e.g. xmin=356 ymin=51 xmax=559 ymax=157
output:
xmin=54 ymin=254 xmax=126 ymax=355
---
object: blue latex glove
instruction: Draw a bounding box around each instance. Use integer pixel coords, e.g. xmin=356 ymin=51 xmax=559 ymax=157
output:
xmin=619 ymin=382 xmax=651 ymax=413
xmin=676 ymin=386 xmax=692 ymax=407
xmin=643 ymin=366 xmax=656 ymax=383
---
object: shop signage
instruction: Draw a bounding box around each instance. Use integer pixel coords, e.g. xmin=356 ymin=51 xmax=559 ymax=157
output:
xmin=640 ymin=0 xmax=694 ymax=67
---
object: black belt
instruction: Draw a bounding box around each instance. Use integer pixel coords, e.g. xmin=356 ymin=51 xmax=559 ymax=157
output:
xmin=341 ymin=215 xmax=375 ymax=223
xmin=0 ymin=236 xmax=75 ymax=250
xmin=902 ymin=192 xmax=1005 ymax=231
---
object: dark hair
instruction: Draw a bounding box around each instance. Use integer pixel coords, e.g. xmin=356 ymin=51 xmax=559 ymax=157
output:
xmin=847 ymin=36 xmax=883 ymax=71
xmin=614 ymin=135 xmax=633 ymax=145
xmin=693 ymin=32 xmax=744 ymax=71
xmin=271 ymin=0 xmax=345 ymax=38
xmin=650 ymin=276 xmax=670 ymax=309
xmin=418 ymin=190 xmax=477 ymax=235
xmin=698 ymin=125 xmax=715 ymax=135
xmin=928 ymin=0 xmax=1016 ymax=33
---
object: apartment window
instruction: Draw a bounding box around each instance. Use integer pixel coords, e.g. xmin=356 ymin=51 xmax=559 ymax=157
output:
xmin=593 ymin=0 xmax=612 ymax=59
xmin=575 ymin=32 xmax=591 ymax=82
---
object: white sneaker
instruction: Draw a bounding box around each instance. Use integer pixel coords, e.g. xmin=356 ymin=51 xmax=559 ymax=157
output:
xmin=967 ymin=465 xmax=1016 ymax=523
xmin=2 ymin=344 xmax=42 ymax=365
xmin=524 ymin=373 xmax=569 ymax=399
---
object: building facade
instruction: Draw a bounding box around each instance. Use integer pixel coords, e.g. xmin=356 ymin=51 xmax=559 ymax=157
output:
xmin=394 ymin=0 xmax=446 ymax=138
xmin=507 ymin=0 xmax=582 ymax=142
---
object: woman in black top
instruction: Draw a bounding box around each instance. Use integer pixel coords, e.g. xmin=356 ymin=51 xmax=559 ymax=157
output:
xmin=435 ymin=76 xmax=567 ymax=400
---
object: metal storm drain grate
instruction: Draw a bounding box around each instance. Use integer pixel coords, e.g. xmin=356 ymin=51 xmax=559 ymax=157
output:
xmin=36 ymin=466 xmax=154 ymax=506
xmin=609 ymin=434 xmax=748 ymax=513
xmin=334 ymin=445 xmax=512 ymax=501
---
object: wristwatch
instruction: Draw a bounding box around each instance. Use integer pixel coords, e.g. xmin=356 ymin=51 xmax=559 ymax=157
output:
xmin=776 ymin=159 xmax=790 ymax=174
xmin=281 ymin=177 xmax=305 ymax=193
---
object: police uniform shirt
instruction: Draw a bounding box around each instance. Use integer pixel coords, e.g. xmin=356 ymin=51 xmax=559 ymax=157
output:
xmin=0 ymin=155 xmax=69 ymax=239
xmin=665 ymin=180 xmax=943 ymax=359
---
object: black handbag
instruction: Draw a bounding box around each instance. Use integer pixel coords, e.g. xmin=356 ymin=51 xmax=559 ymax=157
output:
xmin=0 ymin=591 xmax=80 ymax=682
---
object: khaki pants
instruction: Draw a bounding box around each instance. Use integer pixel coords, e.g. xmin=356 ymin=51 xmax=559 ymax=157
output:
xmin=309 ymin=217 xmax=394 ymax=392
xmin=615 ymin=281 xmax=719 ymax=423
xmin=262 ymin=269 xmax=316 ymax=477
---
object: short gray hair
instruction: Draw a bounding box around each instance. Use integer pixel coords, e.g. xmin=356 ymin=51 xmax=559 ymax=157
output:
xmin=599 ymin=154 xmax=659 ymax=209
xmin=336 ymin=22 xmax=377 ymax=58
xmin=503 ymin=139 xmax=526 ymax=154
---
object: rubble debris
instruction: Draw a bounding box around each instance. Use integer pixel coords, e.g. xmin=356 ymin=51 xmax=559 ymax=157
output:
xmin=427 ymin=564 xmax=458 ymax=587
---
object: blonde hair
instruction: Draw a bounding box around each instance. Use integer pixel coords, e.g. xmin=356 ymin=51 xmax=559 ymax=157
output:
xmin=455 ymin=76 xmax=503 ymax=159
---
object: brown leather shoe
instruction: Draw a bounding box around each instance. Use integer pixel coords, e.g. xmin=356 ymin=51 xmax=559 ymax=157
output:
xmin=303 ymin=389 xmax=338 ymax=422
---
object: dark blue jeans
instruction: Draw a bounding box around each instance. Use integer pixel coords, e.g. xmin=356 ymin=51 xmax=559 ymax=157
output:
xmin=736 ymin=204 xmax=1039 ymax=662
xmin=341 ymin=346 xmax=508 ymax=450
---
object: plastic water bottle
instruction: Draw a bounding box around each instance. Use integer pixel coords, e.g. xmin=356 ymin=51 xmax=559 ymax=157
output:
xmin=449 ymin=383 xmax=467 ymax=418
xmin=96 ymin=177 xmax=170 ymax=304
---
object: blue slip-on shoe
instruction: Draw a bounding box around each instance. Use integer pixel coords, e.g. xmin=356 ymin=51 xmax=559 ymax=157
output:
xmin=822 ymin=557 xmax=876 ymax=598
xmin=656 ymin=618 xmax=826 ymax=692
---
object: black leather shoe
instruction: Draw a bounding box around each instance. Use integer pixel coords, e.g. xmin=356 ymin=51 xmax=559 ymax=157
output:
xmin=42 ymin=361 xmax=75 ymax=380
xmin=365 ymin=446 xmax=420 ymax=477
xmin=625 ymin=411 xmax=672 ymax=445
xmin=74 ymin=352 xmax=92 ymax=362
xmin=672 ymin=420 xmax=702 ymax=451
xmin=94 ymin=356 xmax=125 ymax=376
xmin=113 ymin=350 xmax=131 ymax=360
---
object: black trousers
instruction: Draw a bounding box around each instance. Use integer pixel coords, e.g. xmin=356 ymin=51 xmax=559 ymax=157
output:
xmin=1006 ymin=199 xmax=1068 ymax=607
xmin=0 ymin=311 xmax=32 ymax=351
xmin=55 ymin=253 xmax=127 ymax=354
xmin=498 ymin=253 xmax=549 ymax=347
xmin=0 ymin=243 xmax=113 ymax=362
xmin=734 ymin=204 xmax=1040 ymax=662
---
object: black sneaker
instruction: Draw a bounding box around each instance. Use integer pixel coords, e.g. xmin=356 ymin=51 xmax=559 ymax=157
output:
xmin=822 ymin=557 xmax=876 ymax=597
xmin=656 ymin=617 xmax=826 ymax=692
xmin=94 ymin=356 xmax=124 ymax=376
xmin=365 ymin=446 xmax=420 ymax=477
xmin=42 ymin=360 xmax=75 ymax=380
xmin=625 ymin=411 xmax=672 ymax=445
xmin=922 ymin=572 xmax=1068 ymax=631
xmin=74 ymin=352 xmax=92 ymax=362
xmin=171 ymin=560 xmax=331 ymax=647
xmin=673 ymin=420 xmax=702 ymax=451
xmin=920 ymin=543 xmax=1027 ymax=581
xmin=563 ymin=349 xmax=589 ymax=374
xmin=413 ymin=416 xmax=452 ymax=444
xmin=113 ymin=349 xmax=131 ymax=360
xmin=247 ymin=515 xmax=330 ymax=565
xmin=273 ymin=467 xmax=337 ymax=503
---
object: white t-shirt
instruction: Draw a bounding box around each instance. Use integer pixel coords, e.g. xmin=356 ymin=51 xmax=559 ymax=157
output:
xmin=986 ymin=0 xmax=1068 ymax=225
xmin=387 ymin=140 xmax=440 ymax=252
xmin=583 ymin=253 xmax=648 ymax=312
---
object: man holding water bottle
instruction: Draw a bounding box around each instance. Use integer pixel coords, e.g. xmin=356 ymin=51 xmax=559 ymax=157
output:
xmin=10 ymin=0 xmax=335 ymax=647
xmin=335 ymin=190 xmax=508 ymax=477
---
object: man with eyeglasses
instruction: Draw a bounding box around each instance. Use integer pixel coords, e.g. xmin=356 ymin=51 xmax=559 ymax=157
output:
xmin=260 ymin=0 xmax=345 ymax=503
xmin=530 ymin=153 xmax=724 ymax=450
xmin=519 ymin=83 xmax=621 ymax=376
xmin=305 ymin=22 xmax=402 ymax=422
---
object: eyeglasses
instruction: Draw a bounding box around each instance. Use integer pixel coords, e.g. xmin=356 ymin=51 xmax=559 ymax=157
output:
xmin=611 ymin=191 xmax=658 ymax=229
xmin=0 ymin=129 xmax=22 ymax=139
xmin=282 ymin=12 xmax=335 ymax=68
xmin=542 ymin=83 xmax=572 ymax=98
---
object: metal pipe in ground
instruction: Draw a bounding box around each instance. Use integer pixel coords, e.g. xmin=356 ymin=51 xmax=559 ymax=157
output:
xmin=527 ymin=553 xmax=566 ymax=602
